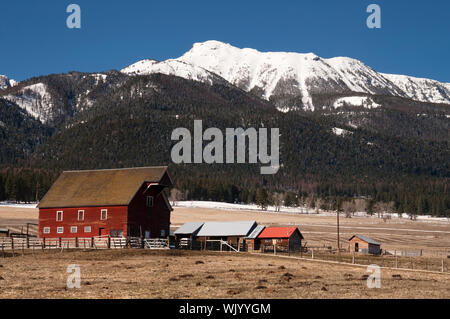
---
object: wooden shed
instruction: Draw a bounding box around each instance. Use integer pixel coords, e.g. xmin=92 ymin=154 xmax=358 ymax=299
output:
xmin=258 ymin=227 xmax=304 ymax=252
xmin=38 ymin=167 xmax=173 ymax=239
xmin=349 ymin=235 xmax=381 ymax=255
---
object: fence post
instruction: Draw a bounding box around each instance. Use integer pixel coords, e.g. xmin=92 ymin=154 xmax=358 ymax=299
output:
xmin=312 ymin=248 xmax=314 ymax=260
xmin=91 ymin=237 xmax=94 ymax=249
xmin=59 ymin=237 xmax=62 ymax=248
xmin=395 ymin=255 xmax=398 ymax=268
xmin=26 ymin=236 xmax=30 ymax=249
xmin=352 ymin=254 xmax=355 ymax=264
xmin=42 ymin=237 xmax=46 ymax=250
xmin=75 ymin=237 xmax=79 ymax=248
xmin=11 ymin=238 xmax=15 ymax=257
xmin=108 ymin=237 xmax=111 ymax=249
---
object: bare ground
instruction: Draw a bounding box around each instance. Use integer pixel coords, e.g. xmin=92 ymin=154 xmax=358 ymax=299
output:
xmin=0 ymin=250 xmax=449 ymax=299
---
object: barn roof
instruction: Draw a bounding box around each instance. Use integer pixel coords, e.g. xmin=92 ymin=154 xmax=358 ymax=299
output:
xmin=38 ymin=167 xmax=171 ymax=209
xmin=174 ymin=222 xmax=205 ymax=236
xmin=258 ymin=227 xmax=303 ymax=239
xmin=196 ymin=221 xmax=257 ymax=237
xmin=349 ymin=235 xmax=380 ymax=246
xmin=246 ymin=225 xmax=266 ymax=239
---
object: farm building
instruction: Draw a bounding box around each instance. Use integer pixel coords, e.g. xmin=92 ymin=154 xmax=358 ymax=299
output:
xmin=37 ymin=167 xmax=173 ymax=239
xmin=349 ymin=235 xmax=381 ymax=255
xmin=258 ymin=227 xmax=304 ymax=252
xmin=175 ymin=221 xmax=258 ymax=250
xmin=245 ymin=225 xmax=266 ymax=252
xmin=174 ymin=222 xmax=204 ymax=240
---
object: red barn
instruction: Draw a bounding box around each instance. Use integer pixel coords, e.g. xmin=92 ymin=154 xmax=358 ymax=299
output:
xmin=37 ymin=167 xmax=173 ymax=239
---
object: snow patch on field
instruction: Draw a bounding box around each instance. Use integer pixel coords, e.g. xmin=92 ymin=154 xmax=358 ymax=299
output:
xmin=0 ymin=202 xmax=37 ymax=209
xmin=174 ymin=201 xmax=450 ymax=223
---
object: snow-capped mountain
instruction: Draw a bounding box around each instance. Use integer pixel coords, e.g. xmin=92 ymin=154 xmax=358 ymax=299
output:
xmin=122 ymin=40 xmax=450 ymax=111
xmin=381 ymin=73 xmax=450 ymax=106
xmin=121 ymin=59 xmax=227 ymax=85
xmin=0 ymin=75 xmax=17 ymax=90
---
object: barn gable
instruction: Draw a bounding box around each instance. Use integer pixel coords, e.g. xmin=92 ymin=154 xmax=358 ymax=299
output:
xmin=38 ymin=166 xmax=170 ymax=209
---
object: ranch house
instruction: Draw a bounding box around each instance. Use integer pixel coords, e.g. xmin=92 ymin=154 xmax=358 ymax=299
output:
xmin=37 ymin=167 xmax=173 ymax=239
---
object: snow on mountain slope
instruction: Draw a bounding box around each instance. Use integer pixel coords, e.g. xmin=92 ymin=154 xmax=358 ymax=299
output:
xmin=123 ymin=40 xmax=450 ymax=110
xmin=121 ymin=59 xmax=225 ymax=85
xmin=333 ymin=96 xmax=381 ymax=109
xmin=381 ymin=73 xmax=450 ymax=105
xmin=178 ymin=41 xmax=408 ymax=110
xmin=0 ymin=75 xmax=17 ymax=90
xmin=3 ymin=83 xmax=54 ymax=122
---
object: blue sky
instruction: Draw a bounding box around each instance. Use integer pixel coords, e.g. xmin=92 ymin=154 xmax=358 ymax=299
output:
xmin=0 ymin=0 xmax=449 ymax=82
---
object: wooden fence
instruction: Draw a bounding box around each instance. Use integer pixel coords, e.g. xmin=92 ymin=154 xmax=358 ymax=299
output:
xmin=0 ymin=236 xmax=168 ymax=255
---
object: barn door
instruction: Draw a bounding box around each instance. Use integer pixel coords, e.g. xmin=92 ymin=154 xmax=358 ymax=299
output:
xmin=355 ymin=243 xmax=359 ymax=252
xmin=99 ymin=228 xmax=107 ymax=237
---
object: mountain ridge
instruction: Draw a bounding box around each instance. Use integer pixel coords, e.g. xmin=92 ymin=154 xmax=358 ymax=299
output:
xmin=121 ymin=40 xmax=450 ymax=111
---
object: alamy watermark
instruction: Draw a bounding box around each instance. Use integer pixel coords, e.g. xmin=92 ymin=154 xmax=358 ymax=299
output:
xmin=366 ymin=4 xmax=381 ymax=29
xmin=66 ymin=264 xmax=81 ymax=289
xmin=366 ymin=264 xmax=381 ymax=289
xmin=66 ymin=4 xmax=81 ymax=29
xmin=171 ymin=120 xmax=280 ymax=175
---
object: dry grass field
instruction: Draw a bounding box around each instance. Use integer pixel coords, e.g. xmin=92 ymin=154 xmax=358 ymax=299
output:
xmin=0 ymin=249 xmax=449 ymax=299
xmin=0 ymin=205 xmax=449 ymax=299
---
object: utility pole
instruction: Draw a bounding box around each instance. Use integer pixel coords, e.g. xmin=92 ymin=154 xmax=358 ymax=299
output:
xmin=337 ymin=209 xmax=341 ymax=262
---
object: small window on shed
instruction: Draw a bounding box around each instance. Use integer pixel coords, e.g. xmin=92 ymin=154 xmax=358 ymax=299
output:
xmin=56 ymin=211 xmax=63 ymax=221
xmin=70 ymin=226 xmax=77 ymax=234
xmin=160 ymin=229 xmax=166 ymax=237
xmin=110 ymin=230 xmax=117 ymax=237
xmin=57 ymin=227 xmax=64 ymax=234
xmin=146 ymin=196 xmax=154 ymax=208
xmin=100 ymin=209 xmax=108 ymax=220
xmin=84 ymin=226 xmax=91 ymax=233
xmin=43 ymin=227 xmax=50 ymax=234
xmin=78 ymin=210 xmax=85 ymax=221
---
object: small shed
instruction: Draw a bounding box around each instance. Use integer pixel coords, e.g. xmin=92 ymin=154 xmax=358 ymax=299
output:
xmin=0 ymin=228 xmax=9 ymax=237
xmin=245 ymin=225 xmax=266 ymax=252
xmin=349 ymin=235 xmax=381 ymax=255
xmin=258 ymin=227 xmax=304 ymax=252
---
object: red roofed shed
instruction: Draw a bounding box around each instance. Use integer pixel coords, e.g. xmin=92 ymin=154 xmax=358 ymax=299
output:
xmin=257 ymin=227 xmax=304 ymax=253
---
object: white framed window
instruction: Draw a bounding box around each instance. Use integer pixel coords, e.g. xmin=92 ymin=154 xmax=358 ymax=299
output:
xmin=100 ymin=209 xmax=108 ymax=220
xmin=84 ymin=226 xmax=91 ymax=233
xmin=57 ymin=227 xmax=64 ymax=234
xmin=160 ymin=229 xmax=166 ymax=237
xmin=43 ymin=227 xmax=50 ymax=234
xmin=78 ymin=210 xmax=85 ymax=221
xmin=70 ymin=226 xmax=77 ymax=234
xmin=56 ymin=211 xmax=63 ymax=221
xmin=146 ymin=196 xmax=154 ymax=208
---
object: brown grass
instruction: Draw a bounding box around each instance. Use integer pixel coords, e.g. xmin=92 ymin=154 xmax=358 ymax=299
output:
xmin=0 ymin=249 xmax=449 ymax=299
